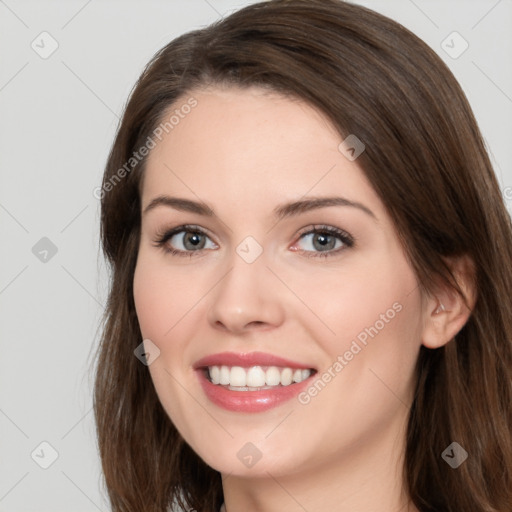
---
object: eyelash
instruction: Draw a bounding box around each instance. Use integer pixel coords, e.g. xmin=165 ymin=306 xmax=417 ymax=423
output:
xmin=152 ymin=224 xmax=355 ymax=259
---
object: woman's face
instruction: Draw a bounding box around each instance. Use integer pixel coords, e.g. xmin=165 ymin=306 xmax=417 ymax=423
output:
xmin=133 ymin=85 xmax=425 ymax=477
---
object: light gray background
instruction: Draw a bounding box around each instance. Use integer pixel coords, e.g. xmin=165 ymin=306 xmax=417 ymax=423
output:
xmin=0 ymin=1 xmax=511 ymax=510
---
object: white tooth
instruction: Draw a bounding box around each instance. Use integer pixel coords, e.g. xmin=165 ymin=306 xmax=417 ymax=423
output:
xmin=292 ymin=369 xmax=303 ymax=383
xmin=301 ymin=369 xmax=311 ymax=381
xmin=280 ymin=367 xmax=293 ymax=386
xmin=247 ymin=366 xmax=266 ymax=387
xmin=212 ymin=365 xmax=311 ymax=387
xmin=219 ymin=365 xmax=231 ymax=385
xmin=210 ymin=365 xmax=220 ymax=384
xmin=230 ymin=366 xmax=247 ymax=387
xmin=265 ymin=366 xmax=281 ymax=386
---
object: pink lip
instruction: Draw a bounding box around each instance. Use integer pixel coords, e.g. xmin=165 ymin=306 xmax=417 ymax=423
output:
xmin=194 ymin=351 xmax=316 ymax=413
xmin=193 ymin=351 xmax=314 ymax=370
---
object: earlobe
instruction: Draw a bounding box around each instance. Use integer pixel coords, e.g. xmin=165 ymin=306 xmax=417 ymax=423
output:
xmin=421 ymin=254 xmax=477 ymax=349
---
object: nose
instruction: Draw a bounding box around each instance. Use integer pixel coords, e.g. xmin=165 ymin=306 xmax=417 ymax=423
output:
xmin=207 ymin=250 xmax=286 ymax=335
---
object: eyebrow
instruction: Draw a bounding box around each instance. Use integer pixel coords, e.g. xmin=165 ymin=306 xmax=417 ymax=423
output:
xmin=142 ymin=195 xmax=377 ymax=221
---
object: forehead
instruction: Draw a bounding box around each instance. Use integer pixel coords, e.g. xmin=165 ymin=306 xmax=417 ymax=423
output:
xmin=141 ymin=86 xmax=382 ymax=217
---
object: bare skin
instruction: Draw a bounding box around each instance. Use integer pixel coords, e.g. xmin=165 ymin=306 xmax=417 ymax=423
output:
xmin=133 ymin=85 xmax=474 ymax=512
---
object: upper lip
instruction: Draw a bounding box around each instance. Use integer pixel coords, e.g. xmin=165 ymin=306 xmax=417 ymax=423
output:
xmin=193 ymin=351 xmax=316 ymax=370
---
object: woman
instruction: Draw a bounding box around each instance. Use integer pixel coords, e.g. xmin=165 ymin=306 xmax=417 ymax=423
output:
xmin=93 ymin=1 xmax=512 ymax=511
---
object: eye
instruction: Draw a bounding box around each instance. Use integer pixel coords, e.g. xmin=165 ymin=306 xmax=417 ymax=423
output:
xmin=291 ymin=225 xmax=354 ymax=258
xmin=152 ymin=224 xmax=354 ymax=259
xmin=152 ymin=225 xmax=217 ymax=257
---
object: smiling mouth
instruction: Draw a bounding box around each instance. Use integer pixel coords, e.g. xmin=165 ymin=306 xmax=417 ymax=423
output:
xmin=202 ymin=365 xmax=317 ymax=391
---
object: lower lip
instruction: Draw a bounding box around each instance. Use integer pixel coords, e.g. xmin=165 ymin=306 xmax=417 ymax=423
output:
xmin=196 ymin=369 xmax=314 ymax=413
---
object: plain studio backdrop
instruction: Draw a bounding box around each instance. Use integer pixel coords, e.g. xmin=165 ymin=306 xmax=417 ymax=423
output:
xmin=0 ymin=1 xmax=511 ymax=510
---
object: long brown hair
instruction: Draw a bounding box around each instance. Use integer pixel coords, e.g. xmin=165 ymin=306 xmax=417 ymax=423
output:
xmin=92 ymin=1 xmax=512 ymax=510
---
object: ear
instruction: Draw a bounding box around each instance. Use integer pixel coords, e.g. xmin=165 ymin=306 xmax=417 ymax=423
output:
xmin=421 ymin=254 xmax=477 ymax=349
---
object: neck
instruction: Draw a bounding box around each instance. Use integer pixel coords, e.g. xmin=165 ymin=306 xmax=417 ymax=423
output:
xmin=221 ymin=413 xmax=419 ymax=512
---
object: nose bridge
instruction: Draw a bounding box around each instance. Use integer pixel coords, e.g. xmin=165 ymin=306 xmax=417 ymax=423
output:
xmin=221 ymin=232 xmax=269 ymax=292
xmin=207 ymin=237 xmax=285 ymax=332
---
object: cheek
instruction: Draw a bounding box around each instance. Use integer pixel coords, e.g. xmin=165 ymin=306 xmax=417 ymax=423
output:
xmin=132 ymin=252 xmax=204 ymax=434
xmin=133 ymin=251 xmax=203 ymax=341
xmin=288 ymin=274 xmax=421 ymax=465
xmin=316 ymin=272 xmax=421 ymax=419
xmin=292 ymin=254 xmax=422 ymax=408
xmin=274 ymin=254 xmax=418 ymax=355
